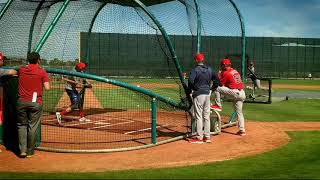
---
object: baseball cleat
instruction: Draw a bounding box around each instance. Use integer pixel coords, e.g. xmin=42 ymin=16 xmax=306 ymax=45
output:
xmin=203 ymin=137 xmax=212 ymax=143
xmin=188 ymin=138 xmax=204 ymax=144
xmin=79 ymin=117 xmax=91 ymax=122
xmin=56 ymin=112 xmax=62 ymax=124
xmin=20 ymin=152 xmax=27 ymax=158
xmin=236 ymin=130 xmax=246 ymax=136
xmin=210 ymin=105 xmax=222 ymax=112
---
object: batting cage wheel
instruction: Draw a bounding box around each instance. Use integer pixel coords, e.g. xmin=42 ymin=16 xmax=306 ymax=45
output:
xmin=210 ymin=109 xmax=222 ymax=134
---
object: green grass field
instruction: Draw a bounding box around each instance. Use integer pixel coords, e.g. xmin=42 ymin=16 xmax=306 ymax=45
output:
xmin=273 ymin=79 xmax=320 ymax=85
xmin=1 ymin=79 xmax=319 ymax=179
xmin=93 ymin=88 xmax=182 ymax=110
xmin=42 ymin=88 xmax=64 ymax=112
xmin=1 ymin=131 xmax=319 ymax=179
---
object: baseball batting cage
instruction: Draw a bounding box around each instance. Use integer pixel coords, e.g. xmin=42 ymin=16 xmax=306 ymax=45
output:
xmin=0 ymin=0 xmax=249 ymax=152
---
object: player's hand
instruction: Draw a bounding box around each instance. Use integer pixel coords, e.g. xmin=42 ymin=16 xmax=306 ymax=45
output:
xmin=84 ymin=84 xmax=92 ymax=88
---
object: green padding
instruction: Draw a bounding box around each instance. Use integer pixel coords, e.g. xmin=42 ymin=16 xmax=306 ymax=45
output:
xmin=1 ymin=76 xmax=41 ymax=150
xmin=2 ymin=77 xmax=19 ymax=151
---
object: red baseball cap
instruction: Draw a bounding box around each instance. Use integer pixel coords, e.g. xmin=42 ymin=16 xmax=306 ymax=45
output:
xmin=194 ymin=53 xmax=204 ymax=61
xmin=220 ymin=58 xmax=231 ymax=66
xmin=76 ymin=62 xmax=86 ymax=71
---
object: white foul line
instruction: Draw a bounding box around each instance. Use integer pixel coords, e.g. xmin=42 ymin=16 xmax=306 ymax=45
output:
xmin=88 ymin=120 xmax=135 ymax=130
xmin=124 ymin=124 xmax=169 ymax=135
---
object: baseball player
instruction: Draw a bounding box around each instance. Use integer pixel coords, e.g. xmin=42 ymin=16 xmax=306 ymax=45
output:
xmin=55 ymin=62 xmax=91 ymax=124
xmin=187 ymin=53 xmax=220 ymax=143
xmin=210 ymin=58 xmax=246 ymax=136
xmin=248 ymin=61 xmax=262 ymax=89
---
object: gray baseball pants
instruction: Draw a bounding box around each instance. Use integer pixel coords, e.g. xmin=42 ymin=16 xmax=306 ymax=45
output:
xmin=214 ymin=86 xmax=246 ymax=131
xmin=17 ymin=101 xmax=43 ymax=155
xmin=193 ymin=94 xmax=211 ymax=139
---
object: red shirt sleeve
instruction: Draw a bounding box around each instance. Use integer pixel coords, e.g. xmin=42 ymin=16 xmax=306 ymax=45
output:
xmin=219 ymin=70 xmax=228 ymax=86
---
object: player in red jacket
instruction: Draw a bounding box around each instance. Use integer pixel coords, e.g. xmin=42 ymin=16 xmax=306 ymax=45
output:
xmin=211 ymin=58 xmax=246 ymax=136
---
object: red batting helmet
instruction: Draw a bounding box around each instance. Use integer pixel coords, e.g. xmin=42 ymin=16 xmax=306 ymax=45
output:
xmin=194 ymin=53 xmax=204 ymax=61
xmin=220 ymin=58 xmax=231 ymax=66
xmin=75 ymin=62 xmax=86 ymax=71
xmin=0 ymin=52 xmax=4 ymax=61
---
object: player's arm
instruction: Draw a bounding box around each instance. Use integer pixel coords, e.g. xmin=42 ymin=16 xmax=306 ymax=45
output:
xmin=219 ymin=71 xmax=228 ymax=86
xmin=7 ymin=69 xmax=17 ymax=76
xmin=211 ymin=70 xmax=220 ymax=91
xmin=43 ymin=82 xmax=50 ymax=90
xmin=187 ymin=70 xmax=196 ymax=95
xmin=62 ymin=77 xmax=78 ymax=85
xmin=42 ymin=71 xmax=50 ymax=90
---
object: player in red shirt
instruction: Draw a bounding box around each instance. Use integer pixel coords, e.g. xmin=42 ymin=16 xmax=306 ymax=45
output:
xmin=211 ymin=58 xmax=246 ymax=136
xmin=17 ymin=52 xmax=50 ymax=158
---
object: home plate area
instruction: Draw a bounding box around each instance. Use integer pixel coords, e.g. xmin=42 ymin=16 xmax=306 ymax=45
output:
xmin=42 ymin=113 xmax=171 ymax=135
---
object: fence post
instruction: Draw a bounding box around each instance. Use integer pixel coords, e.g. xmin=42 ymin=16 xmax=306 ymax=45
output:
xmin=151 ymin=98 xmax=157 ymax=144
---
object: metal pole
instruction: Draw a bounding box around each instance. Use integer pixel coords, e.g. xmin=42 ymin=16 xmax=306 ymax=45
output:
xmin=85 ymin=2 xmax=107 ymax=65
xmin=194 ymin=0 xmax=201 ymax=54
xmin=229 ymin=0 xmax=246 ymax=82
xmin=268 ymin=79 xmax=272 ymax=104
xmin=34 ymin=0 xmax=70 ymax=53
xmin=0 ymin=0 xmax=14 ymax=21
xmin=151 ymin=98 xmax=157 ymax=144
xmin=28 ymin=0 xmax=45 ymax=54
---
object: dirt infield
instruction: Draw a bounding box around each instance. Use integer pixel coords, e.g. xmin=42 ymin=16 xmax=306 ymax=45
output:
xmin=1 ymin=121 xmax=320 ymax=173
xmin=0 ymin=83 xmax=319 ymax=172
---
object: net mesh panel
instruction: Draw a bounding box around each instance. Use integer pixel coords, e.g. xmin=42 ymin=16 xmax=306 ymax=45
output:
xmin=1 ymin=0 xmax=243 ymax=151
xmin=0 ymin=1 xmax=53 ymax=59
xmin=39 ymin=73 xmax=191 ymax=150
xmin=199 ymin=0 xmax=242 ymax=73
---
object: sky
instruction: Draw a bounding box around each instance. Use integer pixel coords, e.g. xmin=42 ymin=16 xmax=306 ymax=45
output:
xmin=234 ymin=0 xmax=320 ymax=38
xmin=0 ymin=0 xmax=319 ymax=38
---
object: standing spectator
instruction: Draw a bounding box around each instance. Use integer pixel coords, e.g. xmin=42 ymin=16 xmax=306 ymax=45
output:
xmin=211 ymin=58 xmax=246 ymax=136
xmin=0 ymin=52 xmax=17 ymax=153
xmin=188 ymin=53 xmax=220 ymax=143
xmin=55 ymin=62 xmax=90 ymax=124
xmin=17 ymin=52 xmax=50 ymax=158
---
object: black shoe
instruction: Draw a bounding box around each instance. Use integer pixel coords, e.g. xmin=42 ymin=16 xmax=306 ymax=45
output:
xmin=20 ymin=152 xmax=27 ymax=158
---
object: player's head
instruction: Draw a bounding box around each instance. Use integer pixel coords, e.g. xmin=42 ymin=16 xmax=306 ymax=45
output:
xmin=249 ymin=61 xmax=254 ymax=66
xmin=27 ymin=52 xmax=40 ymax=64
xmin=220 ymin=58 xmax=231 ymax=70
xmin=75 ymin=62 xmax=86 ymax=72
xmin=194 ymin=53 xmax=204 ymax=63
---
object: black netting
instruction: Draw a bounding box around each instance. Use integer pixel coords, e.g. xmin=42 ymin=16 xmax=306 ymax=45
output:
xmin=0 ymin=0 xmax=244 ymax=151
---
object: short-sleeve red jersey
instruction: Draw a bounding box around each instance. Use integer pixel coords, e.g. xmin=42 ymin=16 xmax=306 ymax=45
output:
xmin=18 ymin=64 xmax=49 ymax=104
xmin=219 ymin=68 xmax=243 ymax=89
